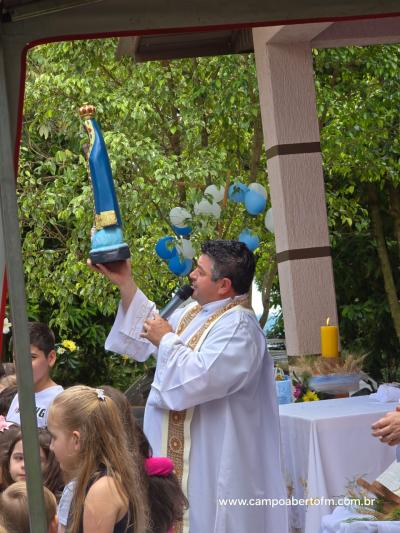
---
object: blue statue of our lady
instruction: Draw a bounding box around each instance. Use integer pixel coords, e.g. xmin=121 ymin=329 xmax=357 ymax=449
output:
xmin=79 ymin=104 xmax=130 ymax=264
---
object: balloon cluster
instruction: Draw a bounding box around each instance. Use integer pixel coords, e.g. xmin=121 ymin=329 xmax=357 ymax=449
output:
xmin=155 ymin=181 xmax=274 ymax=276
xmin=155 ymin=185 xmax=225 ymax=276
xmin=155 ymin=208 xmax=194 ymax=276
xmin=229 ymin=181 xmax=274 ymax=252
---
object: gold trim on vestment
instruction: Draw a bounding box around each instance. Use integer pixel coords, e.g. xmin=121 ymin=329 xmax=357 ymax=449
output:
xmin=164 ymin=296 xmax=250 ymax=533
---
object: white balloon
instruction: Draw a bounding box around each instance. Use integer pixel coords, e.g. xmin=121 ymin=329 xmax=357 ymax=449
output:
xmin=264 ymin=207 xmax=274 ymax=233
xmin=204 ymin=184 xmax=225 ymax=203
xmin=176 ymin=239 xmax=196 ymax=259
xmin=248 ymin=182 xmax=268 ymax=200
xmin=194 ymin=198 xmax=221 ymax=219
xmin=169 ymin=207 xmax=192 ymax=228
xmin=208 ymin=202 xmax=221 ymax=219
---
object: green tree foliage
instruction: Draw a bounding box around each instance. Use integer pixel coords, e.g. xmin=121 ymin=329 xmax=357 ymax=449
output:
xmin=17 ymin=38 xmax=400 ymax=385
xmin=17 ymin=39 xmax=272 ymax=385
xmin=314 ymin=44 xmax=400 ymax=379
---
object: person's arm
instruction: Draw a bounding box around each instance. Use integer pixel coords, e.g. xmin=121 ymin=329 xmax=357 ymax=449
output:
xmin=82 ymin=476 xmax=127 ymax=533
xmin=148 ymin=311 xmax=264 ymax=411
xmin=87 ymin=259 xmax=137 ymax=312
xmin=105 ymin=287 xmax=161 ymax=361
xmin=372 ymin=406 xmax=400 ymax=446
xmin=89 ymin=259 xmax=157 ymax=361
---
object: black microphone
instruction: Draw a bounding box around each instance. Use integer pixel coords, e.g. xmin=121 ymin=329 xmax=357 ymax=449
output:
xmin=159 ymin=285 xmax=194 ymax=319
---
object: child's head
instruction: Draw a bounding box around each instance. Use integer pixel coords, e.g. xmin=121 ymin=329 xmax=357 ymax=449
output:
xmin=0 ymin=481 xmax=57 ymax=533
xmin=101 ymin=385 xmax=145 ymax=456
xmin=36 ymin=428 xmax=65 ymax=501
xmin=0 ymin=423 xmax=18 ymax=490
xmin=145 ymin=458 xmax=188 ymax=533
xmin=0 ymin=385 xmax=17 ymax=417
xmin=1 ymin=427 xmax=50 ymax=488
xmin=0 ymin=363 xmax=16 ymax=393
xmin=48 ymin=385 xmax=148 ymax=533
xmin=2 ymin=362 xmax=16 ymax=377
xmin=27 ymin=322 xmax=57 ymax=391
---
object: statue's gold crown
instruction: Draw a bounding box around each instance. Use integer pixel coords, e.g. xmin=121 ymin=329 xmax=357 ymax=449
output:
xmin=79 ymin=104 xmax=96 ymax=119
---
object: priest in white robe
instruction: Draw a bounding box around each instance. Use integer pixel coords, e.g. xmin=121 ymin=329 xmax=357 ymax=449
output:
xmin=91 ymin=240 xmax=288 ymax=533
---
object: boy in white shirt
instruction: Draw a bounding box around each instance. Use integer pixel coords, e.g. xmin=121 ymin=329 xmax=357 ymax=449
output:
xmin=6 ymin=322 xmax=63 ymax=428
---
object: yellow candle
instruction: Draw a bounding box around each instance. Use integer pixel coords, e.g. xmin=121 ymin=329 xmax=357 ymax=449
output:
xmin=321 ymin=317 xmax=339 ymax=358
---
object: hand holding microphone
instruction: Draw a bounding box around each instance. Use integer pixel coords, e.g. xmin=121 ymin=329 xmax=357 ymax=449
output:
xmin=140 ymin=285 xmax=194 ymax=346
xmin=141 ymin=315 xmax=173 ymax=347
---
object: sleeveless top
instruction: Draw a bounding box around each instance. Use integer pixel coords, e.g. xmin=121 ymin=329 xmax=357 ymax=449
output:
xmin=78 ymin=467 xmax=133 ymax=533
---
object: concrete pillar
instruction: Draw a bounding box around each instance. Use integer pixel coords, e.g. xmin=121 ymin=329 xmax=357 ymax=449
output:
xmin=253 ymin=27 xmax=339 ymax=356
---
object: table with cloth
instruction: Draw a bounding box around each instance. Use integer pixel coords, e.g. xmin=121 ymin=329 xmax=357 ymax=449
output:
xmin=279 ymin=396 xmax=398 ymax=533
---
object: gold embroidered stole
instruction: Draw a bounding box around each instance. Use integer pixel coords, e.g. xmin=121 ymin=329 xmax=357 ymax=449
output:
xmin=163 ymin=297 xmax=250 ymax=533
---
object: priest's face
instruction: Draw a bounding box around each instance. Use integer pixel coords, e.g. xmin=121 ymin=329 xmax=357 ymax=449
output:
xmin=190 ymin=254 xmax=226 ymax=305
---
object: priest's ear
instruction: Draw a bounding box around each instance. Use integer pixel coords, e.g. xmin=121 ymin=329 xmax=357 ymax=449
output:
xmin=217 ymin=277 xmax=234 ymax=298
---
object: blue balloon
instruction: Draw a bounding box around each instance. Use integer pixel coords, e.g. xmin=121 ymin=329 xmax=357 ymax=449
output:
xmin=155 ymin=236 xmax=177 ymax=260
xmin=228 ymin=182 xmax=248 ymax=203
xmin=172 ymin=225 xmax=193 ymax=236
xmin=168 ymin=256 xmax=192 ymax=276
xmin=244 ymin=189 xmax=266 ymax=215
xmin=238 ymin=229 xmax=260 ymax=251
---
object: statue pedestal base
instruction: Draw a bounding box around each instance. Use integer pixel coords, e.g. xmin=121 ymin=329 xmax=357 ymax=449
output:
xmin=90 ymin=245 xmax=130 ymax=265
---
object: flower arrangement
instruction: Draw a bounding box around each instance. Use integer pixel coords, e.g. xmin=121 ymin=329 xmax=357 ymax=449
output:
xmin=54 ymin=339 xmax=81 ymax=385
xmin=290 ymin=353 xmax=365 ymax=397
xmin=56 ymin=339 xmax=77 ymax=355
xmin=291 ymin=372 xmax=320 ymax=402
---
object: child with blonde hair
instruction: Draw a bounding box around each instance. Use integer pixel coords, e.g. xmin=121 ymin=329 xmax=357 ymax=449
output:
xmin=47 ymin=385 xmax=148 ymax=533
xmin=0 ymin=481 xmax=58 ymax=533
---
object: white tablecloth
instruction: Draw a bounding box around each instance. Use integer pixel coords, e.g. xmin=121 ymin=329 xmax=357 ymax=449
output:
xmin=279 ymin=396 xmax=398 ymax=533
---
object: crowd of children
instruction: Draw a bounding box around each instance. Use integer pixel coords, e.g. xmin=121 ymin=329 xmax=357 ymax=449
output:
xmin=0 ymin=322 xmax=187 ymax=532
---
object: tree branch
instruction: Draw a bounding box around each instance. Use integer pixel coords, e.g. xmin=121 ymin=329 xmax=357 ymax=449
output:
xmin=367 ymin=183 xmax=400 ymax=343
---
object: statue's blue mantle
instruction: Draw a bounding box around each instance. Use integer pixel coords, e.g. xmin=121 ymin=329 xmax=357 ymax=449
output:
xmin=88 ymin=118 xmax=122 ymax=225
xmin=80 ymin=107 xmax=131 ymax=264
xmin=91 ymin=226 xmax=128 ymax=253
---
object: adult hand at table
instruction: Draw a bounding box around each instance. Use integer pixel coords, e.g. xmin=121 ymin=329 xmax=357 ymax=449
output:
xmin=371 ymin=408 xmax=400 ymax=446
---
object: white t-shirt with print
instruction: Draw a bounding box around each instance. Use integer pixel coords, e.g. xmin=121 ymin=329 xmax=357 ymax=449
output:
xmin=6 ymin=385 xmax=64 ymax=428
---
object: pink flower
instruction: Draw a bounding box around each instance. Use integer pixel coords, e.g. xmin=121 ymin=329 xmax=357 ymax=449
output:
xmin=293 ymin=383 xmax=303 ymax=400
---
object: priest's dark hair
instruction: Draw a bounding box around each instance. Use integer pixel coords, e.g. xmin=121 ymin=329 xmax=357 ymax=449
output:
xmin=201 ymin=240 xmax=255 ymax=295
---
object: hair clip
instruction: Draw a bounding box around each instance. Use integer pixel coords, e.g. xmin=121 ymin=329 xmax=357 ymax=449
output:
xmin=0 ymin=415 xmax=12 ymax=432
xmin=95 ymin=388 xmax=106 ymax=401
xmin=144 ymin=457 xmax=174 ymax=477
